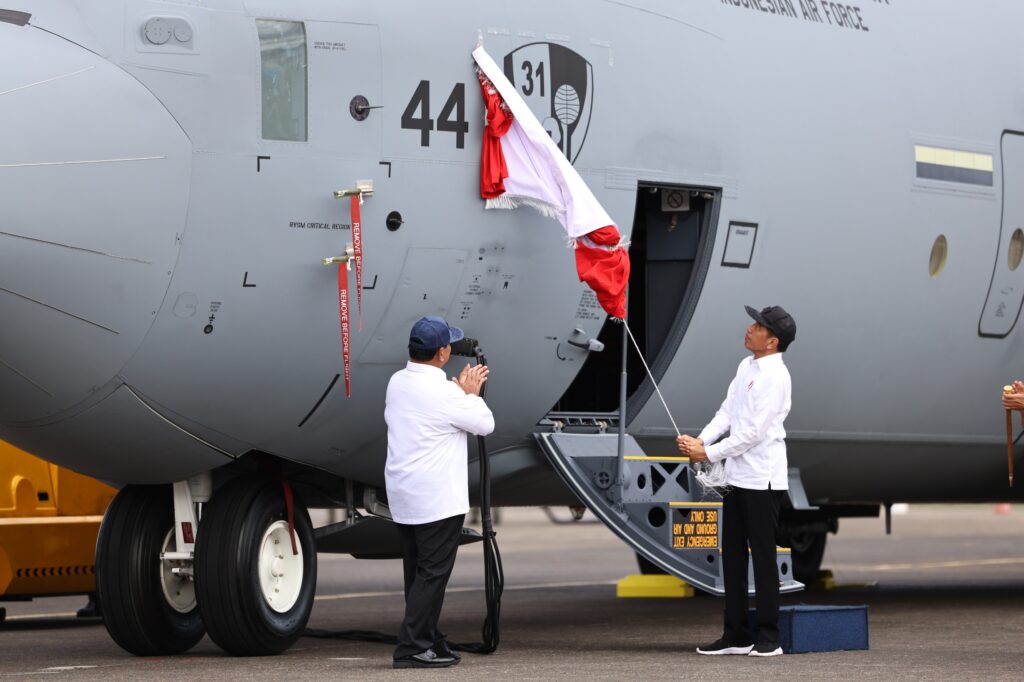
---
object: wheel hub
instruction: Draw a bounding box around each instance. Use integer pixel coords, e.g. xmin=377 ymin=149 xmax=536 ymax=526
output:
xmin=258 ymin=520 xmax=303 ymax=613
xmin=159 ymin=529 xmax=197 ymax=614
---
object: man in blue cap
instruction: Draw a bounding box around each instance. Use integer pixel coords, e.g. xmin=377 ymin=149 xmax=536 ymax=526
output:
xmin=385 ymin=316 xmax=494 ymax=669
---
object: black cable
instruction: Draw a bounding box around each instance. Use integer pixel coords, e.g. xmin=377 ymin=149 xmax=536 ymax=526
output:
xmin=450 ymin=348 xmax=503 ymax=653
xmin=304 ymin=342 xmax=504 ymax=654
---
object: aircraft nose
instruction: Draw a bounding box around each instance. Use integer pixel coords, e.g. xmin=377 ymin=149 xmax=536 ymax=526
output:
xmin=0 ymin=22 xmax=191 ymax=424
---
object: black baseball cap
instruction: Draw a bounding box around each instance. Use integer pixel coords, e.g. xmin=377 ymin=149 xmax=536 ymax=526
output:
xmin=744 ymin=305 xmax=796 ymax=351
xmin=408 ymin=316 xmax=464 ymax=351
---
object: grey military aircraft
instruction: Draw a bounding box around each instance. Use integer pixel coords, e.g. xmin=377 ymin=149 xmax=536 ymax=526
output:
xmin=1 ymin=0 xmax=1021 ymax=658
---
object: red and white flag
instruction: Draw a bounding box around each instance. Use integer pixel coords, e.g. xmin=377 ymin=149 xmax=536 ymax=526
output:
xmin=472 ymin=45 xmax=630 ymax=319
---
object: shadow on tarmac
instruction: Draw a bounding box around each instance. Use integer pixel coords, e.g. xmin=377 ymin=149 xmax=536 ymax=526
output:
xmin=0 ymin=616 xmax=103 ymax=631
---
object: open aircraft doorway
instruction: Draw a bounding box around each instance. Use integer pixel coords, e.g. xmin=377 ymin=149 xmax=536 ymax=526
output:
xmin=549 ymin=183 xmax=720 ymax=422
xmin=536 ymin=184 xmax=802 ymax=593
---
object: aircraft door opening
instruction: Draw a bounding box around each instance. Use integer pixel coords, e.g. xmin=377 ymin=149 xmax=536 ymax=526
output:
xmin=550 ymin=184 xmax=720 ymax=418
xmin=979 ymin=132 xmax=1024 ymax=337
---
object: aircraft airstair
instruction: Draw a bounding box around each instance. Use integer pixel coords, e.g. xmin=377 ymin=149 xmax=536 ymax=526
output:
xmin=535 ymin=432 xmax=803 ymax=595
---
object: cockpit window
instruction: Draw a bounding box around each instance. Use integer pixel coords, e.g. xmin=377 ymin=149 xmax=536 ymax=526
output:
xmin=256 ymin=20 xmax=307 ymax=142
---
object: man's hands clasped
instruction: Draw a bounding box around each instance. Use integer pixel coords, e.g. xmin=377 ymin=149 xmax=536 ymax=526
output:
xmin=453 ymin=364 xmax=489 ymax=397
xmin=676 ymin=434 xmax=708 ymax=462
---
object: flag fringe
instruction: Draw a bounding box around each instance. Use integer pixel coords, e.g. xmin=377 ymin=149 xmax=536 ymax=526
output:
xmin=485 ymin=194 xmax=563 ymax=220
xmin=475 ymin=66 xmax=511 ymax=116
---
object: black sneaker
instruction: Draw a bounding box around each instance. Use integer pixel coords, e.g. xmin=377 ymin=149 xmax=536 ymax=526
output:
xmin=748 ymin=643 xmax=783 ymax=657
xmin=696 ymin=639 xmax=754 ymax=655
xmin=393 ymin=649 xmax=460 ymax=669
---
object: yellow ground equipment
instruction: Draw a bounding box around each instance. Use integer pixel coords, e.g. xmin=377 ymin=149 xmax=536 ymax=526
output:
xmin=0 ymin=440 xmax=116 ymax=601
xmin=616 ymin=574 xmax=695 ymax=598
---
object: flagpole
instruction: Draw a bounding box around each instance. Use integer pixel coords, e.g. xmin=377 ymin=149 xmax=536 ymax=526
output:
xmin=617 ymin=313 xmax=628 ymax=486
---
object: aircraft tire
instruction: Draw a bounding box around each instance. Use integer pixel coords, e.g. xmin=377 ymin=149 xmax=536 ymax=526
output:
xmin=95 ymin=485 xmax=205 ymax=656
xmin=194 ymin=475 xmax=316 ymax=656
xmin=789 ymin=529 xmax=828 ymax=586
xmin=636 ymin=553 xmax=667 ymax=575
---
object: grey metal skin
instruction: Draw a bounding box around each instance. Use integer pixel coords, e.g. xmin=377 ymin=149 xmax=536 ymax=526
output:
xmin=1 ymin=0 xmax=1023 ymax=508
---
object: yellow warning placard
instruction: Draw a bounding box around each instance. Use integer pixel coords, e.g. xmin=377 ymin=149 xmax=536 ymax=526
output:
xmin=672 ymin=508 xmax=719 ymax=549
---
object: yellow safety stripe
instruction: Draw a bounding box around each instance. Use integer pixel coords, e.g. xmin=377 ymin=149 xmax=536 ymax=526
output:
xmin=624 ymin=455 xmax=690 ymax=462
xmin=914 ymin=144 xmax=993 ymax=171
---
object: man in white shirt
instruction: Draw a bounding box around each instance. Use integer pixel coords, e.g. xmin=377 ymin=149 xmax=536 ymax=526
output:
xmin=678 ymin=305 xmax=796 ymax=658
xmin=385 ymin=316 xmax=494 ymax=669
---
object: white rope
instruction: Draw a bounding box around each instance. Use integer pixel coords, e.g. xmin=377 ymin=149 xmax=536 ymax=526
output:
xmin=622 ymin=320 xmax=728 ymax=491
xmin=624 ymin=322 xmax=679 ymax=437
xmin=694 ymin=459 xmax=728 ymax=489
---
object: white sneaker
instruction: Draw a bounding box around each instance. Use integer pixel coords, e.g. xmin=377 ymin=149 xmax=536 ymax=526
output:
xmin=748 ymin=644 xmax=783 ymax=657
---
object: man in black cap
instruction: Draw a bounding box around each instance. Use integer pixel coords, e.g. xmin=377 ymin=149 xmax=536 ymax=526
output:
xmin=385 ymin=316 xmax=494 ymax=668
xmin=678 ymin=305 xmax=796 ymax=658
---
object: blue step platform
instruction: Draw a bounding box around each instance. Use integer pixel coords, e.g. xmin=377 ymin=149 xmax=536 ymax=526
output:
xmin=749 ymin=605 xmax=869 ymax=653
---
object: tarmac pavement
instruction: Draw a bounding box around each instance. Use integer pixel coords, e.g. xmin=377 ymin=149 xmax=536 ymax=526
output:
xmin=1 ymin=504 xmax=1023 ymax=680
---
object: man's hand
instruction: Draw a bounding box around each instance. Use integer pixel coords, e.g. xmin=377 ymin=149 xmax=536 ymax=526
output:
xmin=453 ymin=364 xmax=489 ymax=396
xmin=1003 ymin=380 xmax=1024 ymax=411
xmin=676 ymin=434 xmax=708 ymax=462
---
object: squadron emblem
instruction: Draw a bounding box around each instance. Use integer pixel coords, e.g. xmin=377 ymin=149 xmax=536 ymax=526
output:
xmin=503 ymin=42 xmax=594 ymax=164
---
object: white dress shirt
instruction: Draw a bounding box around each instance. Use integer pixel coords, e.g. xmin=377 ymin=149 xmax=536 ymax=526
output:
xmin=698 ymin=353 xmax=791 ymax=491
xmin=384 ymin=362 xmax=495 ymax=525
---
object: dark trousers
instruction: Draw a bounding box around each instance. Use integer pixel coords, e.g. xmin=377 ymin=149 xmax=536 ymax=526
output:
xmin=722 ymin=486 xmax=783 ymax=646
xmin=394 ymin=513 xmax=465 ymax=658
